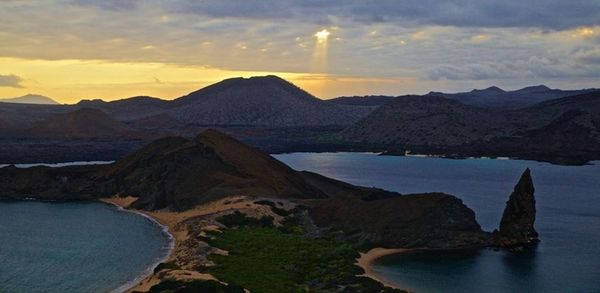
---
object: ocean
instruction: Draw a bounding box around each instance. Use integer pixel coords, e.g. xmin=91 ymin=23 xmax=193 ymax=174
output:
xmin=0 ymin=200 xmax=171 ymax=293
xmin=275 ymin=153 xmax=600 ymax=293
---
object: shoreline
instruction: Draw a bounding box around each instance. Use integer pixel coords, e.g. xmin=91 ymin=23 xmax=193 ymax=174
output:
xmin=100 ymin=198 xmax=176 ymax=293
xmin=99 ymin=196 xmax=260 ymax=292
xmin=6 ymin=197 xmax=445 ymax=293
xmin=356 ymin=248 xmax=411 ymax=291
xmin=104 ymin=197 xmax=414 ymax=292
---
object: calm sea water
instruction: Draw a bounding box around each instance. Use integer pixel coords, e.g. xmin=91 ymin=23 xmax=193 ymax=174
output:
xmin=0 ymin=201 xmax=171 ymax=293
xmin=275 ymin=153 xmax=600 ymax=293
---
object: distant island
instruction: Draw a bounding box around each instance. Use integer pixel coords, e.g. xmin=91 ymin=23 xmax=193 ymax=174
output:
xmin=0 ymin=94 xmax=59 ymax=105
xmin=0 ymin=129 xmax=538 ymax=292
xmin=0 ymin=75 xmax=598 ymax=165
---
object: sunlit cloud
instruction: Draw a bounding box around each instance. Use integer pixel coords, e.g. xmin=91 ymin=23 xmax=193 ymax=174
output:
xmin=470 ymin=34 xmax=490 ymax=43
xmin=314 ymin=29 xmax=331 ymax=43
xmin=0 ymin=1 xmax=598 ymax=101
xmin=0 ymin=57 xmax=314 ymax=103
xmin=311 ymin=29 xmax=331 ymax=74
xmin=0 ymin=74 xmax=24 ymax=88
xmin=570 ymin=26 xmax=596 ymax=38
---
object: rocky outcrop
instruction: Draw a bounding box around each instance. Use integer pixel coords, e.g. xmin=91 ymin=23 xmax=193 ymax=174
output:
xmin=296 ymin=170 xmax=492 ymax=248
xmin=494 ymin=168 xmax=539 ymax=248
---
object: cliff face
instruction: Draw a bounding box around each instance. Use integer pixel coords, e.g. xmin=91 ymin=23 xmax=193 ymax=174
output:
xmin=494 ymin=168 xmax=539 ymax=248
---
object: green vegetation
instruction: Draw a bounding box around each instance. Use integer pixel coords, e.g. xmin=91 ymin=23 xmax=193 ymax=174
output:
xmin=144 ymin=279 xmax=244 ymax=293
xmin=207 ymin=226 xmax=404 ymax=293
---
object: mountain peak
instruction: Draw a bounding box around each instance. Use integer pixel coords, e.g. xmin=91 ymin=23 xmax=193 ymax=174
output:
xmin=0 ymin=94 xmax=59 ymax=105
xmin=473 ymin=86 xmax=505 ymax=93
xmin=176 ymin=75 xmax=316 ymax=104
xmin=168 ymin=75 xmax=372 ymax=127
xmin=515 ymin=85 xmax=551 ymax=93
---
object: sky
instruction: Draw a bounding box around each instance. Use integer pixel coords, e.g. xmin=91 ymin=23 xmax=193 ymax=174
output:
xmin=0 ymin=0 xmax=599 ymax=103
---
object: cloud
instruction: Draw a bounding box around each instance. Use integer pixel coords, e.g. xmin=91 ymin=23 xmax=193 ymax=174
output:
xmin=0 ymin=0 xmax=599 ymax=96
xmin=575 ymin=48 xmax=600 ymax=64
xmin=426 ymin=63 xmax=515 ymax=81
xmin=426 ymin=54 xmax=600 ymax=81
xmin=171 ymin=0 xmax=600 ymax=30
xmin=0 ymin=74 xmax=23 ymax=87
xmin=70 ymin=0 xmax=138 ymax=11
xmin=64 ymin=0 xmax=600 ymax=29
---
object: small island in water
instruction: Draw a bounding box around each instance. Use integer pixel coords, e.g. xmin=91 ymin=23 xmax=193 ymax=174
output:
xmin=0 ymin=130 xmax=539 ymax=292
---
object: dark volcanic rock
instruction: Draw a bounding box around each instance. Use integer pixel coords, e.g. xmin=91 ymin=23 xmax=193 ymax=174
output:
xmin=494 ymin=168 xmax=539 ymax=248
xmin=300 ymin=171 xmax=492 ymax=248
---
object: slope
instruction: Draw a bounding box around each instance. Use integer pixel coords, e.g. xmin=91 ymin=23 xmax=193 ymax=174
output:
xmin=169 ymin=75 xmax=371 ymax=126
xmin=28 ymin=108 xmax=137 ymax=138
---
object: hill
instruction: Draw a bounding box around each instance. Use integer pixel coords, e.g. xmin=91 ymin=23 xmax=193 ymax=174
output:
xmin=340 ymin=95 xmax=508 ymax=147
xmin=168 ymin=75 xmax=372 ymax=126
xmin=28 ymin=108 xmax=137 ymax=138
xmin=95 ymin=129 xmax=328 ymax=210
xmin=76 ymin=96 xmax=171 ymax=121
xmin=0 ymin=94 xmax=59 ymax=105
xmin=427 ymin=85 xmax=597 ymax=109
xmin=0 ymin=78 xmax=598 ymax=164
xmin=327 ymin=85 xmax=597 ymax=110
xmin=0 ymin=76 xmax=373 ymax=129
xmin=340 ymin=91 xmax=600 ymax=164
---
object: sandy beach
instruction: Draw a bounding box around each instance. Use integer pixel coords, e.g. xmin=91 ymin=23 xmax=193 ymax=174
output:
xmin=103 ymin=196 xmax=412 ymax=292
xmin=356 ymin=247 xmax=410 ymax=291
xmin=100 ymin=195 xmax=288 ymax=292
xmin=100 ymin=196 xmax=221 ymax=292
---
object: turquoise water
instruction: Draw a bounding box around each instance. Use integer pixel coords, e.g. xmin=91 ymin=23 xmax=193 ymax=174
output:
xmin=0 ymin=201 xmax=172 ymax=293
xmin=275 ymin=153 xmax=600 ymax=293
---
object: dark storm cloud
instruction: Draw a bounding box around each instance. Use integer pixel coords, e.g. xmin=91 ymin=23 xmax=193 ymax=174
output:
xmin=171 ymin=0 xmax=600 ymax=29
xmin=0 ymin=74 xmax=23 ymax=88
